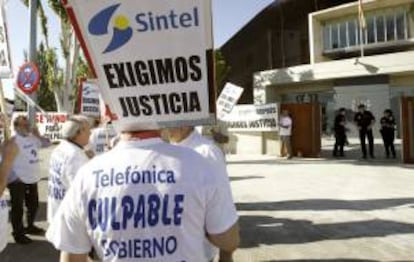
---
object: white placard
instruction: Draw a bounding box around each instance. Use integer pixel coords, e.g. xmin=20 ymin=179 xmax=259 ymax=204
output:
xmin=79 ymin=80 xmax=101 ymax=117
xmin=0 ymin=5 xmax=11 ymax=78
xmin=216 ymin=83 xmax=243 ymax=120
xmin=12 ymin=112 xmax=68 ymax=142
xmin=64 ymin=0 xmax=215 ymax=131
xmin=222 ymin=103 xmax=279 ymax=132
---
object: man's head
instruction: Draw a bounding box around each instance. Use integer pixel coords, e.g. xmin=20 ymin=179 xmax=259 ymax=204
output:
xmin=282 ymin=109 xmax=289 ymax=117
xmin=162 ymin=126 xmax=194 ymax=143
xmin=384 ymin=109 xmax=392 ymax=116
xmin=61 ymin=115 xmax=91 ymax=147
xmin=13 ymin=115 xmax=30 ymax=135
xmin=358 ymin=104 xmax=366 ymax=112
xmin=339 ymin=108 xmax=346 ymax=115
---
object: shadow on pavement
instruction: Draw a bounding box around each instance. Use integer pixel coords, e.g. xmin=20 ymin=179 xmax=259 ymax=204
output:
xmin=34 ymin=201 xmax=47 ymax=222
xmin=230 ymin=176 xmax=265 ymax=182
xmin=261 ymin=258 xmax=412 ymax=262
xmin=236 ymin=198 xmax=414 ymax=211
xmin=0 ymin=240 xmax=59 ymax=262
xmin=262 ymin=258 xmax=380 ymax=262
xmin=239 ymin=215 xmax=414 ymax=248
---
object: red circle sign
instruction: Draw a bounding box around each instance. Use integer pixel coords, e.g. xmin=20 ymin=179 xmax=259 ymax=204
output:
xmin=16 ymin=62 xmax=41 ymax=94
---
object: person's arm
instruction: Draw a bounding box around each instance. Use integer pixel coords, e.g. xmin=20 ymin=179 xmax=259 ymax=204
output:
xmin=32 ymin=126 xmax=51 ymax=147
xmin=208 ymin=222 xmax=240 ymax=261
xmin=60 ymin=252 xmax=88 ymax=262
xmin=0 ymin=139 xmax=18 ymax=196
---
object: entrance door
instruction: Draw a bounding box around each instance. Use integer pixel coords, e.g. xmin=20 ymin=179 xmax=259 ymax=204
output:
xmin=280 ymin=103 xmax=321 ymax=157
xmin=401 ymin=97 xmax=414 ymax=164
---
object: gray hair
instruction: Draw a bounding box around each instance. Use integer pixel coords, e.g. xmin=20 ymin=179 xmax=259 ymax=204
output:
xmin=61 ymin=115 xmax=90 ymax=140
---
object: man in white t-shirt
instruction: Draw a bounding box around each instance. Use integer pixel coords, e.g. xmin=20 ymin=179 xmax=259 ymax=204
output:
xmin=0 ymin=155 xmax=8 ymax=253
xmin=0 ymin=115 xmax=51 ymax=244
xmin=163 ymin=126 xmax=229 ymax=261
xmin=47 ymin=115 xmax=91 ymax=223
xmin=279 ymin=109 xmax=293 ymax=159
xmin=46 ymin=129 xmax=239 ymax=262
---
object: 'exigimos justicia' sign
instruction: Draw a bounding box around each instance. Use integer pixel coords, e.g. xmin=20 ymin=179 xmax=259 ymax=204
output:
xmin=63 ymin=0 xmax=215 ymax=131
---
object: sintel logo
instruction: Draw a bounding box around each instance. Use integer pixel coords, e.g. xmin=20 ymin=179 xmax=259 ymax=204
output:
xmin=88 ymin=3 xmax=201 ymax=54
xmin=88 ymin=4 xmax=133 ymax=54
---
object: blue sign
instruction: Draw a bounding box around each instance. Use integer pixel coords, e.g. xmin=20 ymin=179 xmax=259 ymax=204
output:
xmin=16 ymin=62 xmax=40 ymax=94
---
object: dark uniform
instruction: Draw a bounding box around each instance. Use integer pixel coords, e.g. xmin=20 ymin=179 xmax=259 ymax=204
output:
xmin=333 ymin=113 xmax=346 ymax=157
xmin=380 ymin=115 xmax=396 ymax=158
xmin=354 ymin=110 xmax=375 ymax=158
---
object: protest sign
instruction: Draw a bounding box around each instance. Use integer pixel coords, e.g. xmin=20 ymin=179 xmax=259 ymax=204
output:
xmin=63 ymin=0 xmax=215 ymax=131
xmin=222 ymin=103 xmax=279 ymax=132
xmin=216 ymin=83 xmax=243 ymax=120
xmin=0 ymin=4 xmax=11 ymax=78
xmin=78 ymin=79 xmax=101 ymax=118
xmin=13 ymin=112 xmax=68 ymax=142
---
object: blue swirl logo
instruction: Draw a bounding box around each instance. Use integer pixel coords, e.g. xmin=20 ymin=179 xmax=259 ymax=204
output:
xmin=88 ymin=4 xmax=133 ymax=53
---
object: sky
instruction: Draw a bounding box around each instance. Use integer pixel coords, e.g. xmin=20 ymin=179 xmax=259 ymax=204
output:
xmin=2 ymin=0 xmax=274 ymax=99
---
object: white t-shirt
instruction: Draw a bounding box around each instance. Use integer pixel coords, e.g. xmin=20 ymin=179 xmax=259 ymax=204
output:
xmin=9 ymin=133 xmax=42 ymax=184
xmin=175 ymin=130 xmax=227 ymax=260
xmin=0 ymin=155 xmax=8 ymax=253
xmin=46 ymin=138 xmax=238 ymax=262
xmin=89 ymin=125 xmax=118 ymax=155
xmin=47 ymin=140 xmax=89 ymax=223
xmin=279 ymin=116 xmax=292 ymax=136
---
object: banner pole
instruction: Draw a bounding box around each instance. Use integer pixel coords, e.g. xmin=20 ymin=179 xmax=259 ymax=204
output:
xmin=0 ymin=79 xmax=10 ymax=140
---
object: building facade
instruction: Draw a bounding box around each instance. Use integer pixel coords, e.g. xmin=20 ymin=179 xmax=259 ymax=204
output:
xmin=221 ymin=0 xmax=414 ymax=155
xmin=255 ymin=0 xmax=414 ymax=138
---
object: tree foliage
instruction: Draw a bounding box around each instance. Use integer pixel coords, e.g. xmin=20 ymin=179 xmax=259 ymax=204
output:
xmin=36 ymin=43 xmax=57 ymax=111
xmin=215 ymin=50 xmax=230 ymax=95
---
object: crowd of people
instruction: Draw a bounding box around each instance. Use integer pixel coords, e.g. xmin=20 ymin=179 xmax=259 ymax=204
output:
xmin=333 ymin=104 xmax=397 ymax=159
xmin=0 ymin=114 xmax=240 ymax=262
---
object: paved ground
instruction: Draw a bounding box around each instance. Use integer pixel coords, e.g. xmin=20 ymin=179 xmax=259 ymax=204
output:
xmin=1 ymin=138 xmax=414 ymax=262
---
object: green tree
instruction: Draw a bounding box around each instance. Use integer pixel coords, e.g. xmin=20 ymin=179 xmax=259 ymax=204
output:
xmin=36 ymin=43 xmax=57 ymax=111
xmin=215 ymin=50 xmax=230 ymax=95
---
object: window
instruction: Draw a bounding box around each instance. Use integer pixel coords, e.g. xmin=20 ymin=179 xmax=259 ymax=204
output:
xmin=396 ymin=13 xmax=406 ymax=40
xmin=323 ymin=25 xmax=331 ymax=49
xmin=367 ymin=16 xmax=376 ymax=43
xmin=376 ymin=16 xmax=385 ymax=42
xmin=339 ymin=22 xmax=347 ymax=48
xmin=348 ymin=20 xmax=358 ymax=46
xmin=331 ymin=24 xmax=339 ymax=49
xmin=386 ymin=14 xmax=395 ymax=41
xmin=322 ymin=7 xmax=410 ymax=52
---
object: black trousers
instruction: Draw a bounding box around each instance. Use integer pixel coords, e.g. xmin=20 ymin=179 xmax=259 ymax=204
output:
xmin=7 ymin=180 xmax=39 ymax=237
xmin=333 ymin=132 xmax=346 ymax=156
xmin=381 ymin=130 xmax=396 ymax=158
xmin=359 ymin=129 xmax=374 ymax=157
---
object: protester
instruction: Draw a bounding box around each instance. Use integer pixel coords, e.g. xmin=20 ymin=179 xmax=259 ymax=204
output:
xmin=354 ymin=104 xmax=376 ymax=159
xmin=333 ymin=108 xmax=347 ymax=157
xmin=47 ymin=115 xmax=91 ymax=223
xmin=46 ymin=129 xmax=240 ymax=262
xmin=0 ymin=115 xmax=50 ymax=244
xmin=163 ymin=126 xmax=229 ymax=261
xmin=0 ymin=154 xmax=8 ymax=253
xmin=380 ymin=109 xmax=396 ymax=159
xmin=88 ymin=117 xmax=117 ymax=156
xmin=279 ymin=109 xmax=293 ymax=159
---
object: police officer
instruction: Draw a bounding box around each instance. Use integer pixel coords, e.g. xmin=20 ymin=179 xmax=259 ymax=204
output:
xmin=46 ymin=129 xmax=240 ymax=262
xmin=333 ymin=108 xmax=347 ymax=157
xmin=354 ymin=104 xmax=376 ymax=159
xmin=380 ymin=109 xmax=396 ymax=158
